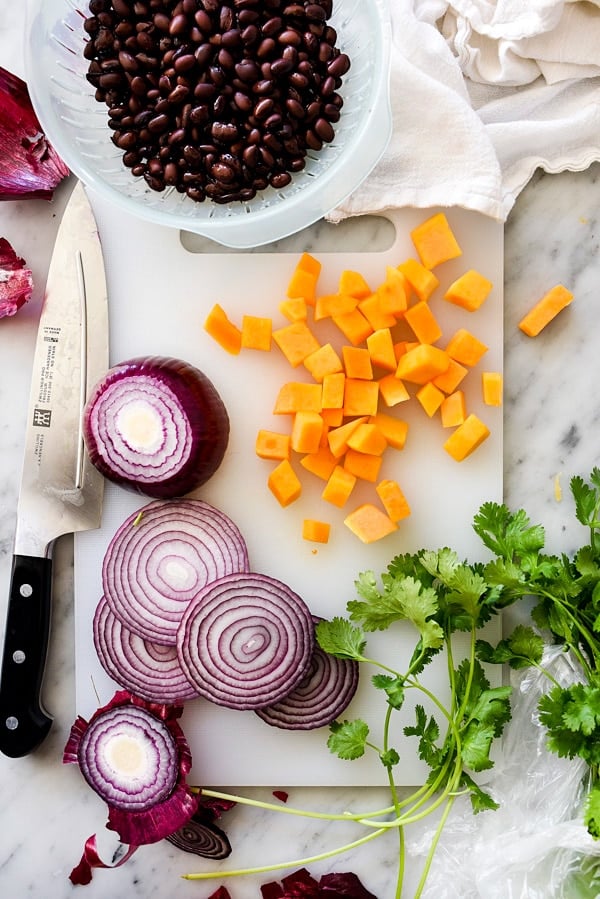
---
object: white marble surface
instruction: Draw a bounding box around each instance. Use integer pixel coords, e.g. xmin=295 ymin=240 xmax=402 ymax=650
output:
xmin=3 ymin=6 xmax=600 ymax=899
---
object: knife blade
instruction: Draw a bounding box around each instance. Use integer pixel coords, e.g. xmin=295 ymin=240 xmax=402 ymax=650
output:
xmin=0 ymin=181 xmax=108 ymax=758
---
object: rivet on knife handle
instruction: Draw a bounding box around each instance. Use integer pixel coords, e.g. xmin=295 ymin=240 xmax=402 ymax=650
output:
xmin=0 ymin=555 xmax=53 ymax=757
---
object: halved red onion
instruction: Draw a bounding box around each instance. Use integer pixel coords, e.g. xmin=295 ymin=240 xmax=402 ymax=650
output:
xmin=76 ymin=704 xmax=179 ymax=812
xmin=177 ymin=573 xmax=315 ymax=710
xmin=102 ymin=499 xmax=250 ymax=645
xmin=83 ymin=356 xmax=229 ymax=499
xmin=255 ymin=617 xmax=359 ymax=730
xmin=93 ymin=596 xmax=199 ymax=704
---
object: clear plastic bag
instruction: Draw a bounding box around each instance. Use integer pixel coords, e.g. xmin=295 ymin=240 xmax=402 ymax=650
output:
xmin=406 ymin=645 xmax=600 ymax=898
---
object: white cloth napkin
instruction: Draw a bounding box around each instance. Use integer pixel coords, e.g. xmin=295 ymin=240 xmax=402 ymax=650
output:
xmin=330 ymin=0 xmax=600 ymax=223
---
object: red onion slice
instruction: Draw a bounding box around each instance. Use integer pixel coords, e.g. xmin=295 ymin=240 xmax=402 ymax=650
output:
xmin=177 ymin=573 xmax=315 ymax=710
xmin=102 ymin=499 xmax=250 ymax=645
xmin=93 ymin=596 xmax=199 ymax=704
xmin=83 ymin=356 xmax=229 ymax=499
xmin=77 ymin=704 xmax=179 ymax=812
xmin=166 ymin=812 xmax=232 ymax=859
xmin=255 ymin=617 xmax=359 ymax=730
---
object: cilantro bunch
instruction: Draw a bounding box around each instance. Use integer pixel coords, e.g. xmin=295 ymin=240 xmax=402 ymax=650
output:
xmin=186 ymin=470 xmax=600 ymax=899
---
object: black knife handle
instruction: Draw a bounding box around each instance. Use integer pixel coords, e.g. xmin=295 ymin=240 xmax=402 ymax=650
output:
xmin=0 ymin=555 xmax=53 ymax=757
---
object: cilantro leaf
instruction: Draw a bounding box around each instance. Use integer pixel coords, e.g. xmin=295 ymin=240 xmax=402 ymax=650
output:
xmin=327 ymin=719 xmax=369 ymax=760
xmin=460 ymin=722 xmax=496 ymax=771
xmin=571 ymin=474 xmax=600 ymax=529
xmin=538 ymin=685 xmax=600 ymax=766
xmin=460 ymin=772 xmax=499 ymax=813
xmin=403 ymin=704 xmax=442 ymax=768
xmin=348 ymin=572 xmax=444 ymax=649
xmin=315 ymin=617 xmax=367 ymax=661
xmin=473 ymin=503 xmax=545 ymax=565
xmin=372 ymin=674 xmax=405 ymax=710
xmin=475 ymin=625 xmax=544 ymax=669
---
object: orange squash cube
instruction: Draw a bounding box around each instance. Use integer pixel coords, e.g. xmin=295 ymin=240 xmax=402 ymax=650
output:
xmin=378 ymin=373 xmax=410 ymax=407
xmin=273 ymin=321 xmax=321 ymax=367
xmin=303 ymin=343 xmax=343 ymax=382
xmin=482 ymin=371 xmax=503 ymax=406
xmin=445 ymin=329 xmax=488 ymax=367
xmin=395 ymin=344 xmax=450 ymax=384
xmin=322 ymin=465 xmax=357 ymax=508
xmin=342 ymin=345 xmax=373 ymax=380
xmin=241 ymin=314 xmax=272 ymax=351
xmin=255 ymin=430 xmax=291 ymax=461
xmin=398 ymin=258 xmax=439 ymax=301
xmin=376 ymin=479 xmax=411 ymax=522
xmin=302 ymin=519 xmax=331 ymax=544
xmin=366 ymin=328 xmax=397 ymax=371
xmin=440 ymin=390 xmax=467 ymax=428
xmin=273 ymin=382 xmax=322 ymax=414
xmin=443 ymin=414 xmax=490 ymax=462
xmin=268 ymin=459 xmax=302 ymax=506
xmin=444 ymin=269 xmax=493 ymax=312
xmin=344 ymin=504 xmax=398 ymax=543
xmin=204 ymin=303 xmax=242 ymax=355
xmin=299 ymin=445 xmax=338 ymax=480
xmin=291 ymin=411 xmax=324 ymax=454
xmin=410 ymin=212 xmax=462 ymax=269
xmin=368 ymin=412 xmax=409 ymax=450
xmin=416 ymin=382 xmax=445 ymax=417
xmin=343 ymin=378 xmax=380 ymax=417
xmin=346 ymin=422 xmax=387 ymax=456
xmin=343 ymin=448 xmax=383 ymax=483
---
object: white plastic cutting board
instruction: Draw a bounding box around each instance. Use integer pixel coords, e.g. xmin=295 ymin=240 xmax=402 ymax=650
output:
xmin=74 ymin=189 xmax=504 ymax=786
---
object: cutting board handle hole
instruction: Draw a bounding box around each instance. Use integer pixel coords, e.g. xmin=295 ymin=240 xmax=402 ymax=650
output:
xmin=179 ymin=214 xmax=396 ymax=255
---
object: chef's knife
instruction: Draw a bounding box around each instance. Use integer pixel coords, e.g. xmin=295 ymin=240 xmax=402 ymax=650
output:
xmin=0 ymin=181 xmax=108 ymax=758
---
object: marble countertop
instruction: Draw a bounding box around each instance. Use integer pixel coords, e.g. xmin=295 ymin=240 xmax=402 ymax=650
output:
xmin=3 ymin=6 xmax=600 ymax=899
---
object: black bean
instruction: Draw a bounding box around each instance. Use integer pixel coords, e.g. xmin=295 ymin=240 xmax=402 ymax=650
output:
xmin=194 ymin=9 xmax=213 ymax=32
xmin=148 ymin=113 xmax=170 ymax=133
xmin=270 ymin=171 xmax=291 ymax=188
xmin=168 ymin=83 xmax=190 ymax=104
xmin=174 ymin=53 xmax=196 ymax=72
xmin=314 ymin=116 xmax=334 ymax=142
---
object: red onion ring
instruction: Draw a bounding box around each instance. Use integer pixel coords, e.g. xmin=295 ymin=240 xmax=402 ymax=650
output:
xmin=93 ymin=596 xmax=199 ymax=704
xmin=102 ymin=499 xmax=250 ymax=645
xmin=166 ymin=812 xmax=232 ymax=859
xmin=176 ymin=573 xmax=315 ymax=710
xmin=83 ymin=356 xmax=229 ymax=499
xmin=255 ymin=617 xmax=359 ymax=730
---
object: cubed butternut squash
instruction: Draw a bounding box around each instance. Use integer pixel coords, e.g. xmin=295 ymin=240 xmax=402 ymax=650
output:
xmin=286 ymin=252 xmax=321 ymax=304
xmin=343 ymin=378 xmax=380 ymax=417
xmin=378 ymin=373 xmax=410 ymax=407
xmin=440 ymin=390 xmax=466 ymax=428
xmin=374 ymin=267 xmax=409 ymax=316
xmin=343 ymin=448 xmax=383 ymax=483
xmin=302 ymin=519 xmax=331 ymax=544
xmin=482 ymin=371 xmax=503 ymax=406
xmin=410 ymin=212 xmax=462 ymax=269
xmin=332 ymin=307 xmax=374 ymax=346
xmin=338 ymin=269 xmax=372 ymax=299
xmin=303 ymin=343 xmax=343 ymax=382
xmin=273 ymin=382 xmax=322 ymax=414
xmin=321 ymin=371 xmax=345 ymax=409
xmin=443 ymin=414 xmax=490 ymax=462
xmin=291 ymin=411 xmax=324 ymax=454
xmin=366 ymin=328 xmax=397 ymax=371
xmin=344 ymin=503 xmax=398 ymax=543
xmin=255 ymin=429 xmax=291 ymax=460
xmin=268 ymin=459 xmax=302 ymax=506
xmin=404 ymin=301 xmax=443 ymax=345
xmin=518 ymin=284 xmax=574 ymax=337
xmin=375 ymin=479 xmax=411 ymax=522
xmin=241 ymin=314 xmax=272 ymax=351
xmin=416 ymin=382 xmax=445 ymax=417
xmin=346 ymin=422 xmax=387 ymax=456
xmin=322 ymin=465 xmax=357 ymax=508
xmin=445 ymin=329 xmax=488 ymax=367
xmin=432 ymin=358 xmax=468 ymax=394
xmin=444 ymin=269 xmax=493 ymax=312
xmin=299 ymin=445 xmax=338 ymax=480
xmin=279 ymin=297 xmax=308 ymax=322
xmin=368 ymin=412 xmax=409 ymax=450
xmin=397 ymin=258 xmax=439 ymax=301
xmin=273 ymin=321 xmax=321 ymax=367
xmin=204 ymin=303 xmax=242 ymax=355
xmin=395 ymin=344 xmax=450 ymax=384
xmin=342 ymin=345 xmax=373 ymax=380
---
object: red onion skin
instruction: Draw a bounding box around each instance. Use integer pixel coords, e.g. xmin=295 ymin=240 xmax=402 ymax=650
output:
xmin=83 ymin=356 xmax=230 ymax=499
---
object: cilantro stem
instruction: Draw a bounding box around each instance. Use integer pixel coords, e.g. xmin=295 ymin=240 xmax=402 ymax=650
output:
xmin=413 ymin=795 xmax=457 ymax=899
xmin=181 ymin=826 xmax=388 ymax=881
xmin=200 ymin=788 xmax=395 ymax=822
